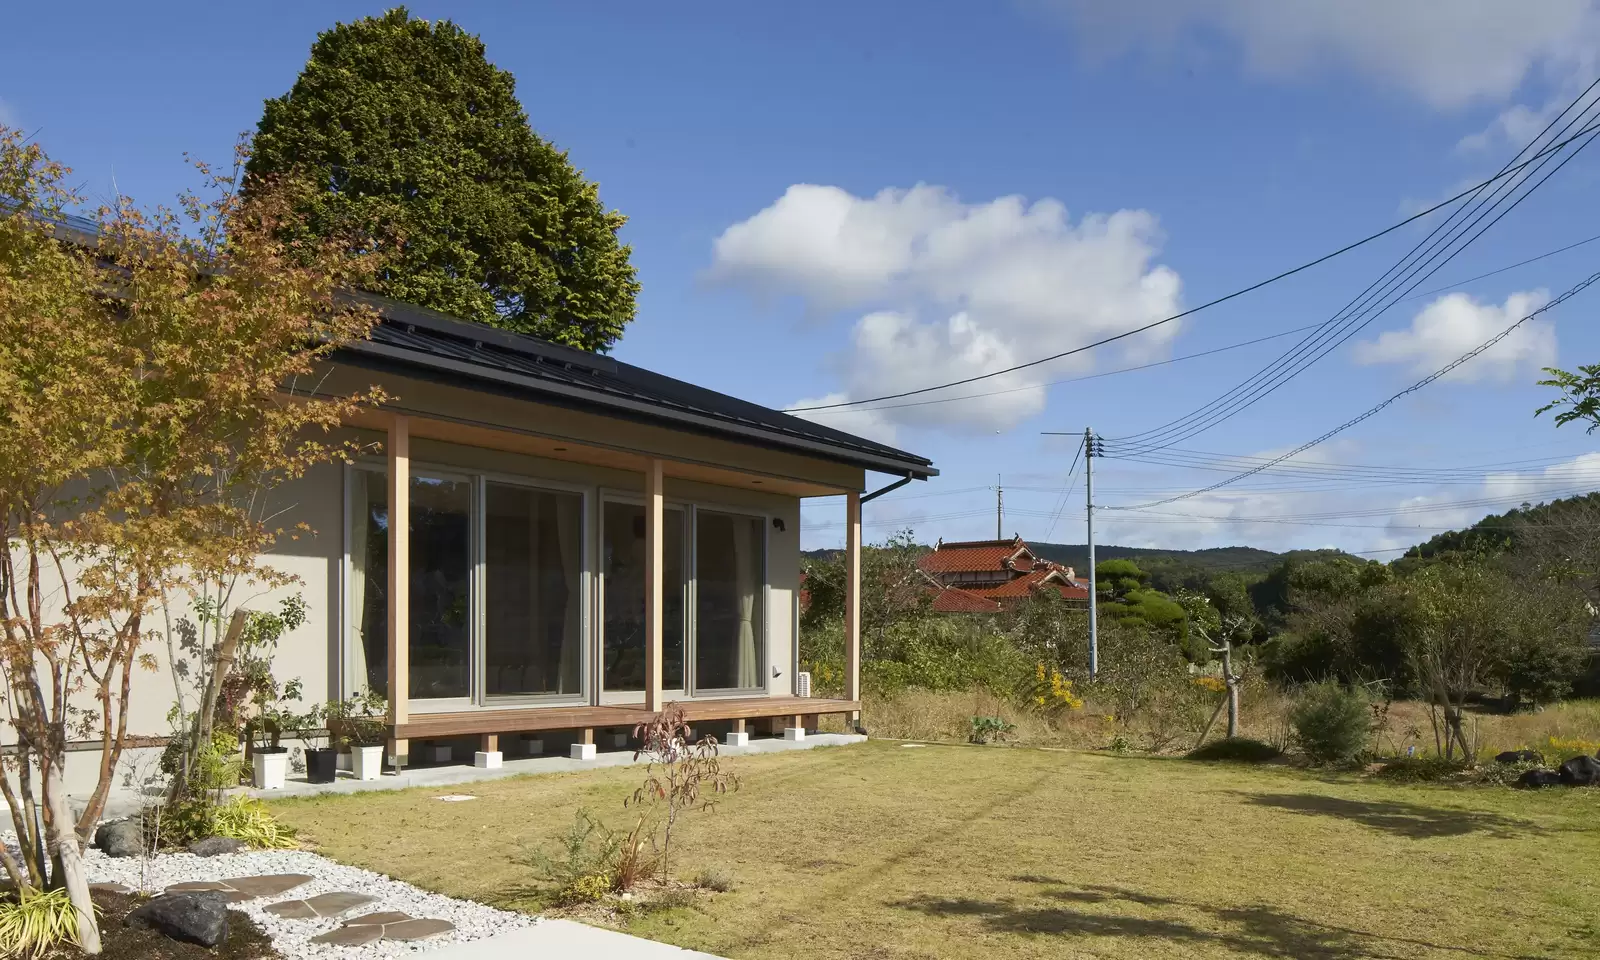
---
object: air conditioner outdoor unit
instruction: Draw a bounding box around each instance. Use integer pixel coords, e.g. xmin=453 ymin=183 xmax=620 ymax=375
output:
xmin=796 ymin=671 xmax=812 ymax=698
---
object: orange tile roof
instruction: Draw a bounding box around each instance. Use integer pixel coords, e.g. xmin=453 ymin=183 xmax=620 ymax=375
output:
xmin=917 ymin=537 xmax=1028 ymax=575
xmin=968 ymin=568 xmax=1089 ymax=602
xmin=931 ymin=586 xmax=1003 ymax=613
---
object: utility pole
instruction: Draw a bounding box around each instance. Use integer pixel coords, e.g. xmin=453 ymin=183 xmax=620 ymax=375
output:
xmin=996 ymin=474 xmax=1003 ymax=540
xmin=1085 ymin=427 xmax=1098 ymax=679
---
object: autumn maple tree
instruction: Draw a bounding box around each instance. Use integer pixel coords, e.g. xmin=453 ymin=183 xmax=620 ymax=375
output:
xmin=0 ymin=127 xmax=385 ymax=952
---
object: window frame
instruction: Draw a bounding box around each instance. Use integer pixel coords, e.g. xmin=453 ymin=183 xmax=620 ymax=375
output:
xmin=476 ymin=471 xmax=593 ymax=707
xmin=688 ymin=504 xmax=772 ymax=699
xmin=596 ymin=491 xmax=690 ymax=705
xmin=342 ymin=461 xmax=593 ymax=711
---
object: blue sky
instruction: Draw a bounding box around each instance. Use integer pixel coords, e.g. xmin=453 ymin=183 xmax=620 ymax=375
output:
xmin=7 ymin=1 xmax=1600 ymax=557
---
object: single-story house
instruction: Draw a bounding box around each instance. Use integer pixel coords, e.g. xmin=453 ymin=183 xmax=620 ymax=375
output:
xmin=918 ymin=536 xmax=1087 ymax=613
xmin=58 ymin=291 xmax=936 ymax=794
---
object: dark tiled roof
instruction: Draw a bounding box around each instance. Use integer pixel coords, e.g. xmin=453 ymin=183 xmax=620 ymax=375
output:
xmin=337 ymin=293 xmax=937 ymax=480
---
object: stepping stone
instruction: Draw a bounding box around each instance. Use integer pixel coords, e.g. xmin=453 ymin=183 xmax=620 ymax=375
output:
xmin=165 ymin=874 xmax=312 ymax=903
xmin=310 ymin=911 xmax=455 ymax=946
xmin=89 ymin=882 xmax=133 ymax=895
xmin=265 ymin=891 xmax=378 ymax=920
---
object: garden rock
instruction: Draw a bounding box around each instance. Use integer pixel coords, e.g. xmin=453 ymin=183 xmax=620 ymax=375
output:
xmin=93 ymin=819 xmax=143 ymax=859
xmin=1495 ymin=749 xmax=1542 ymax=764
xmin=1557 ymin=755 xmax=1600 ymax=786
xmin=1516 ymin=769 xmax=1562 ymax=789
xmin=125 ymin=891 xmax=231 ymax=948
xmin=188 ymin=837 xmax=246 ymax=858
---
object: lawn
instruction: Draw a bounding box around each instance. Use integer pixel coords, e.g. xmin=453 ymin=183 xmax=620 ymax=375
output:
xmin=269 ymin=741 xmax=1600 ymax=959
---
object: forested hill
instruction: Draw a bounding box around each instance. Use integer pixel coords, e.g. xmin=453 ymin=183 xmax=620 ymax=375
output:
xmin=803 ymin=540 xmax=1358 ymax=592
xmin=1025 ymin=543 xmax=1355 ymax=591
xmin=1407 ymin=490 xmax=1600 ymax=559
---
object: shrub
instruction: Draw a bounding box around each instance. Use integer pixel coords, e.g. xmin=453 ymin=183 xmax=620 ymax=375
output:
xmin=1188 ymin=737 xmax=1282 ymax=763
xmin=1290 ymin=682 xmax=1372 ymax=765
xmin=150 ymin=795 xmax=219 ymax=848
xmin=969 ymin=716 xmax=1014 ymax=744
xmin=0 ymin=887 xmax=87 ymax=958
xmin=1540 ymin=735 xmax=1600 ymax=767
xmin=1018 ymin=663 xmax=1085 ymax=716
xmin=522 ymin=810 xmax=620 ymax=903
xmin=1475 ymin=759 xmax=1546 ymax=787
xmin=556 ymin=873 xmax=613 ymax=906
xmin=694 ymin=866 xmax=736 ymax=893
xmin=211 ymin=796 xmax=297 ymax=849
xmin=1371 ymin=755 xmax=1471 ymax=783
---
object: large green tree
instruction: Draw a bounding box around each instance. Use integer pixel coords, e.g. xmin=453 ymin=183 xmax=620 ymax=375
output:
xmin=247 ymin=7 xmax=639 ymax=351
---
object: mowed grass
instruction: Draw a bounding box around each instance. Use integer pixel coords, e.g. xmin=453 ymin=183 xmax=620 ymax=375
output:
xmin=269 ymin=741 xmax=1600 ymax=959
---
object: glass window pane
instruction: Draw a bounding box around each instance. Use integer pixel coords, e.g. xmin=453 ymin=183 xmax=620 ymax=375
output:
xmin=485 ymin=484 xmax=584 ymax=697
xmin=695 ymin=511 xmax=764 ymax=690
xmin=348 ymin=470 xmax=388 ymax=698
xmin=602 ymin=502 xmax=685 ymax=691
xmin=409 ymin=475 xmax=472 ymax=699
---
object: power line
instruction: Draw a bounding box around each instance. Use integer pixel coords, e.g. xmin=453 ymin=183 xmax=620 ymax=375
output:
xmin=785 ymin=115 xmax=1600 ymax=415
xmin=1101 ymin=266 xmax=1600 ymax=510
xmin=1107 ymin=80 xmax=1600 ymax=452
xmin=799 ymin=232 xmax=1600 ymax=419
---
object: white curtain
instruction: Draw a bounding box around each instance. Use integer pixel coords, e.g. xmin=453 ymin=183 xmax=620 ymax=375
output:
xmin=732 ymin=517 xmax=758 ymax=689
xmin=348 ymin=470 xmax=370 ymax=697
xmin=556 ymin=495 xmax=582 ymax=694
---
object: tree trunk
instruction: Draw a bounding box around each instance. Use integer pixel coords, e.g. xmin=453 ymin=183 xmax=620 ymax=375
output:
xmin=1221 ymin=643 xmax=1240 ymax=739
xmin=42 ymin=763 xmax=100 ymax=954
xmin=169 ymin=608 xmax=247 ymax=804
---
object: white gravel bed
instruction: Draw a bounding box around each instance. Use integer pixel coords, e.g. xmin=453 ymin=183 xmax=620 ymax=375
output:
xmin=78 ymin=846 xmax=538 ymax=959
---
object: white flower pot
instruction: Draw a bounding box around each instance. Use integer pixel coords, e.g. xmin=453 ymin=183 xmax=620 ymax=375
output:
xmin=352 ymin=744 xmax=385 ymax=781
xmin=252 ymin=750 xmax=288 ymax=790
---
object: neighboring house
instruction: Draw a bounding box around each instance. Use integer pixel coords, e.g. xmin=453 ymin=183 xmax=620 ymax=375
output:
xmin=917 ymin=536 xmax=1088 ymax=613
xmin=57 ymin=291 xmax=936 ymax=795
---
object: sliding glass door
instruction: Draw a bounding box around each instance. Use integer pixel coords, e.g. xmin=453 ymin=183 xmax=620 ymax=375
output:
xmin=694 ymin=510 xmax=765 ymax=692
xmin=347 ymin=464 xmax=772 ymax=705
xmin=484 ymin=483 xmax=584 ymax=697
xmin=346 ymin=466 xmax=587 ymax=704
xmin=601 ymin=501 xmax=686 ymax=694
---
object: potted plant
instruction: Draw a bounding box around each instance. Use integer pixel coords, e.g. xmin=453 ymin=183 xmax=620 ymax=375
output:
xmin=292 ymin=703 xmax=337 ymax=784
xmin=244 ymin=678 xmax=303 ymax=790
xmin=330 ymin=690 xmax=389 ymax=781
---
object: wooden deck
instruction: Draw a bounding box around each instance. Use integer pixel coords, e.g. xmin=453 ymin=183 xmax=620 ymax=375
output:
xmin=394 ymin=696 xmax=860 ymax=740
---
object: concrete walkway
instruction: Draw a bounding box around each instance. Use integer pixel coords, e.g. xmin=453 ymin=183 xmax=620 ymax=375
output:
xmin=247 ymin=732 xmax=864 ymax=804
xmin=425 ymin=920 xmax=727 ymax=959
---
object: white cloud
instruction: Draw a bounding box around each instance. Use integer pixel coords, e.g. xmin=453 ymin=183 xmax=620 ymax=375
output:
xmin=787 ymin=391 xmax=901 ymax=446
xmin=1353 ymin=290 xmax=1555 ymax=383
xmin=1039 ymin=0 xmax=1600 ymax=111
xmin=711 ymin=184 xmax=1183 ymax=434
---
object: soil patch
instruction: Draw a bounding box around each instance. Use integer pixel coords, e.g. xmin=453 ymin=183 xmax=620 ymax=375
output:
xmin=46 ymin=891 xmax=280 ymax=960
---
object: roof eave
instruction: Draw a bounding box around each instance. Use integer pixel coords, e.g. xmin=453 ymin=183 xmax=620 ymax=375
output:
xmin=336 ymin=342 xmax=939 ymax=481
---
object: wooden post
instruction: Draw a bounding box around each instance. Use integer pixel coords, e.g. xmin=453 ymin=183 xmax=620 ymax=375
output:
xmin=580 ymin=728 xmax=594 ymax=745
xmin=732 ymin=718 xmax=746 ymax=734
xmin=481 ymin=734 xmax=499 ymax=753
xmin=644 ymin=458 xmax=665 ymax=712
xmin=844 ymin=490 xmax=862 ymax=727
xmin=387 ymin=414 xmax=410 ymax=769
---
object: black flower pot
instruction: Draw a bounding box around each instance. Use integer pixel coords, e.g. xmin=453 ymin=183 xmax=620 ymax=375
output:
xmin=305 ymin=747 xmax=338 ymax=784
